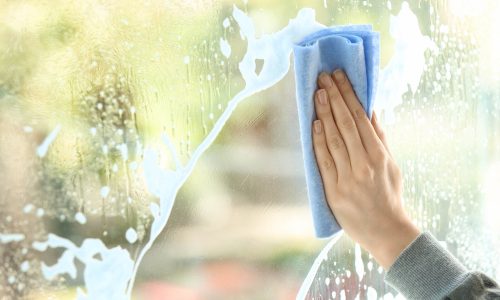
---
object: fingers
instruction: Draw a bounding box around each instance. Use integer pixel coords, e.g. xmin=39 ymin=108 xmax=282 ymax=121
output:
xmin=331 ymin=70 xmax=386 ymax=161
xmin=312 ymin=120 xmax=338 ymax=184
xmin=318 ymin=73 xmax=367 ymax=167
xmin=314 ymin=89 xmax=351 ymax=175
xmin=371 ymin=112 xmax=393 ymax=157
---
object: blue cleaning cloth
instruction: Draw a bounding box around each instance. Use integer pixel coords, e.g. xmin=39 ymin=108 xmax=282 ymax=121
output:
xmin=293 ymin=25 xmax=380 ymax=238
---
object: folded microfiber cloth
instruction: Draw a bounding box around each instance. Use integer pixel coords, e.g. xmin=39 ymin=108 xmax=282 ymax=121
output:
xmin=293 ymin=25 xmax=380 ymax=238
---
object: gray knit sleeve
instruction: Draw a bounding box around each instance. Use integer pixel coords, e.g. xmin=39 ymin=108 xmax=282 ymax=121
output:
xmin=384 ymin=232 xmax=500 ymax=300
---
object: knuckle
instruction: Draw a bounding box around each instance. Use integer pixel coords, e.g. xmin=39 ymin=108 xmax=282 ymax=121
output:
xmin=322 ymin=158 xmax=335 ymax=171
xmin=354 ymin=108 xmax=366 ymax=121
xmin=312 ymin=137 xmax=325 ymax=150
xmin=371 ymin=149 xmax=388 ymax=165
xmin=341 ymin=88 xmax=355 ymax=99
xmin=337 ymin=78 xmax=347 ymax=87
xmin=329 ymin=86 xmax=342 ymax=100
xmin=313 ymin=142 xmax=326 ymax=155
xmin=327 ymin=134 xmax=343 ymax=150
xmin=354 ymin=164 xmax=374 ymax=181
xmin=333 ymin=187 xmax=347 ymax=202
xmin=340 ymin=117 xmax=355 ymax=130
xmin=316 ymin=109 xmax=330 ymax=118
xmin=361 ymin=165 xmax=374 ymax=176
xmin=392 ymin=164 xmax=402 ymax=178
xmin=312 ymin=138 xmax=320 ymax=148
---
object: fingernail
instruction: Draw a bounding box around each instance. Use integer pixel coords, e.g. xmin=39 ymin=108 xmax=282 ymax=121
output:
xmin=317 ymin=89 xmax=327 ymax=104
xmin=319 ymin=72 xmax=333 ymax=87
xmin=333 ymin=69 xmax=345 ymax=83
xmin=314 ymin=120 xmax=322 ymax=134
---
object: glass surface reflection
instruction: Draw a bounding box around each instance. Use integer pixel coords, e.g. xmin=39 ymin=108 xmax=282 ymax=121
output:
xmin=1 ymin=0 xmax=499 ymax=299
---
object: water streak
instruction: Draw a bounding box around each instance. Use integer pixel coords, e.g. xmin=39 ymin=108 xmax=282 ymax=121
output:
xmin=0 ymin=233 xmax=25 ymax=244
xmin=36 ymin=124 xmax=61 ymax=158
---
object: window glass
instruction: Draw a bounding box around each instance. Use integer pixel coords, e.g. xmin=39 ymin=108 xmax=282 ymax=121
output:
xmin=0 ymin=0 xmax=498 ymax=299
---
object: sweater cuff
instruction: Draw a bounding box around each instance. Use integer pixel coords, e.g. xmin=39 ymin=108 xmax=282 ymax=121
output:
xmin=385 ymin=232 xmax=468 ymax=300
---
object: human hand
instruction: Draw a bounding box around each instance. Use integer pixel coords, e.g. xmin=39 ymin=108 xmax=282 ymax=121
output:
xmin=312 ymin=70 xmax=420 ymax=269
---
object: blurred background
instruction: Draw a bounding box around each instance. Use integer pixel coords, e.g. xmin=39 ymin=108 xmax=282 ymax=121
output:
xmin=0 ymin=0 xmax=499 ymax=299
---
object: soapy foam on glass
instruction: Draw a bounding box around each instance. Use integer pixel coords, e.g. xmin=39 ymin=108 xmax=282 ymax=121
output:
xmin=26 ymin=5 xmax=324 ymax=299
xmin=0 ymin=233 xmax=26 ymax=244
xmin=8 ymin=2 xmax=431 ymax=299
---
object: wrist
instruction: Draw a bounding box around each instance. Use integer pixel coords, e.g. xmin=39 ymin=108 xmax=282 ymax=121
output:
xmin=367 ymin=218 xmax=421 ymax=270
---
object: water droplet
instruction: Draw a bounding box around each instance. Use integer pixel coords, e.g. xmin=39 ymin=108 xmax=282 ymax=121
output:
xmin=23 ymin=204 xmax=34 ymax=214
xmin=20 ymin=261 xmax=30 ymax=272
xmin=129 ymin=161 xmax=138 ymax=170
xmin=220 ymin=38 xmax=232 ymax=58
xmin=36 ymin=208 xmax=45 ymax=217
xmin=117 ymin=143 xmax=128 ymax=160
xmin=75 ymin=212 xmax=87 ymax=224
xmin=125 ymin=228 xmax=138 ymax=244
xmin=100 ymin=186 xmax=110 ymax=198
xmin=7 ymin=276 xmax=16 ymax=284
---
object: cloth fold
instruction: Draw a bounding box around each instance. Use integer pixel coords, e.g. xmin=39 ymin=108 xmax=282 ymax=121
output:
xmin=293 ymin=25 xmax=380 ymax=238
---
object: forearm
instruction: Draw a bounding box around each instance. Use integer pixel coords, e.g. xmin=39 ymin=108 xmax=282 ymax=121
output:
xmin=384 ymin=232 xmax=500 ymax=300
